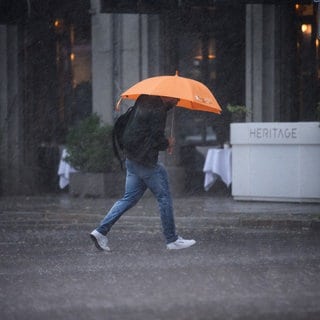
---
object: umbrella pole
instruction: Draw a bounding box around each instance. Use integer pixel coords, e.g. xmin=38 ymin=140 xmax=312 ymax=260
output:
xmin=115 ymin=97 xmax=122 ymax=111
xmin=168 ymin=107 xmax=175 ymax=155
xmin=170 ymin=107 xmax=175 ymax=138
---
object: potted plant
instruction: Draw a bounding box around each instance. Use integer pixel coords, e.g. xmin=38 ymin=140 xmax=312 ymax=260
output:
xmin=226 ymin=104 xmax=248 ymax=123
xmin=65 ymin=114 xmax=125 ymax=197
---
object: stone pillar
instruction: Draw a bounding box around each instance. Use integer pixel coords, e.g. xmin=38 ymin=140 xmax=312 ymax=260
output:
xmin=245 ymin=4 xmax=281 ymax=122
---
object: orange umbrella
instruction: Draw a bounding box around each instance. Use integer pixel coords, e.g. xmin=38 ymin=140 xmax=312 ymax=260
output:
xmin=118 ymin=71 xmax=221 ymax=114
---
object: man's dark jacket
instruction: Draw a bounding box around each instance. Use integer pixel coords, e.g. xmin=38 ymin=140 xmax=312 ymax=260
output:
xmin=122 ymin=95 xmax=169 ymax=167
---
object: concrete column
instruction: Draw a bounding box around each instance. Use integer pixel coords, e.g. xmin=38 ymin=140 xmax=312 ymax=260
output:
xmin=121 ymin=14 xmax=141 ymax=93
xmin=91 ymin=0 xmax=114 ymax=124
xmin=90 ymin=0 xmax=160 ymax=124
xmin=121 ymin=14 xmax=158 ymax=92
xmin=147 ymin=15 xmax=160 ymax=77
xmin=0 ymin=25 xmax=24 ymax=194
xmin=246 ymin=4 xmax=281 ymax=122
xmin=0 ymin=26 xmax=8 ymax=138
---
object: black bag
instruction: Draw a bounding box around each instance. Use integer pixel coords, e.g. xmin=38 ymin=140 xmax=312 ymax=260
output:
xmin=112 ymin=106 xmax=135 ymax=169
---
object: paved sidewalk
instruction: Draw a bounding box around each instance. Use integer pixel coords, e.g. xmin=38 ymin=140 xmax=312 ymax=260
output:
xmin=1 ymin=194 xmax=320 ymax=320
xmin=0 ymin=194 xmax=319 ymax=231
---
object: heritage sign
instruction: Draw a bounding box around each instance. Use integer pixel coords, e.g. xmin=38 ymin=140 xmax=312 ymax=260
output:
xmin=249 ymin=127 xmax=297 ymax=140
xmin=231 ymin=122 xmax=320 ymax=145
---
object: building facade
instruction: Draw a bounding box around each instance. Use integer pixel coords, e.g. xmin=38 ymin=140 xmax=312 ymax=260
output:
xmin=0 ymin=0 xmax=319 ymax=195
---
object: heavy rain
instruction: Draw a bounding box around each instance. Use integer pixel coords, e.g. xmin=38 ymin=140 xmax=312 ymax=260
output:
xmin=1 ymin=0 xmax=320 ymax=319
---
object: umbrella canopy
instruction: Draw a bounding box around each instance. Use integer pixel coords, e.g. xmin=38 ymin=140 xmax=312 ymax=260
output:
xmin=119 ymin=71 xmax=221 ymax=114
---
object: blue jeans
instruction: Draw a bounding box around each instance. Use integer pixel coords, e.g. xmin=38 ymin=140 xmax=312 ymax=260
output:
xmin=96 ymin=159 xmax=178 ymax=244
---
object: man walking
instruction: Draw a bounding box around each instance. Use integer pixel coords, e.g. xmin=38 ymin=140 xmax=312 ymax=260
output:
xmin=90 ymin=95 xmax=196 ymax=251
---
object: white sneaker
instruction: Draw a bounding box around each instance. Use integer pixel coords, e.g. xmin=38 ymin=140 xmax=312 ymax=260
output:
xmin=90 ymin=230 xmax=110 ymax=251
xmin=166 ymin=236 xmax=196 ymax=250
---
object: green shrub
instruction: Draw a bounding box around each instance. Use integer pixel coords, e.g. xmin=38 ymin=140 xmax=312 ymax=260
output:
xmin=65 ymin=114 xmax=116 ymax=173
xmin=226 ymin=104 xmax=247 ymax=114
xmin=226 ymin=104 xmax=249 ymax=123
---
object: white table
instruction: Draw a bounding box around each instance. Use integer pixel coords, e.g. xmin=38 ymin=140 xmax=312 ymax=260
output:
xmin=57 ymin=149 xmax=77 ymax=189
xmin=203 ymin=148 xmax=232 ymax=191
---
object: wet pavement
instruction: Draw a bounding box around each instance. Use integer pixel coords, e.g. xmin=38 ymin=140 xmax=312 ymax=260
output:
xmin=0 ymin=194 xmax=320 ymax=319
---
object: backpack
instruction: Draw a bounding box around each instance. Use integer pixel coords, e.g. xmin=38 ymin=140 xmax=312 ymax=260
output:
xmin=112 ymin=105 xmax=136 ymax=169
